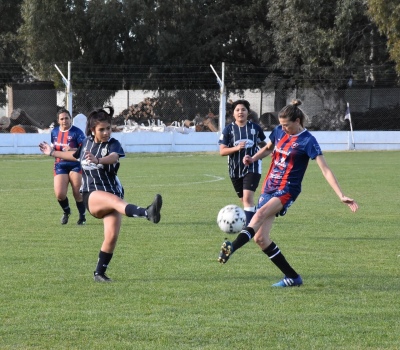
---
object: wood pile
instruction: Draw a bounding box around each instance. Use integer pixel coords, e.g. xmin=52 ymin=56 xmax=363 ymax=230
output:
xmin=117 ymin=97 xmax=158 ymax=124
xmin=0 ymin=109 xmax=46 ymax=133
xmin=115 ymin=97 xmax=219 ymax=132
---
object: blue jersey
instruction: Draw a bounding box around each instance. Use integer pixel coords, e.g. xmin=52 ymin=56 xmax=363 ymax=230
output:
xmin=219 ymin=121 xmax=266 ymax=178
xmin=51 ymin=125 xmax=85 ymax=169
xmin=73 ymin=137 xmax=126 ymax=197
xmin=262 ymin=126 xmax=322 ymax=198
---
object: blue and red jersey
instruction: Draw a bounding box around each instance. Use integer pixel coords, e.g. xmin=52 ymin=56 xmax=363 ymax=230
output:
xmin=51 ymin=125 xmax=86 ymax=174
xmin=51 ymin=125 xmax=85 ymax=163
xmin=262 ymin=125 xmax=323 ymax=198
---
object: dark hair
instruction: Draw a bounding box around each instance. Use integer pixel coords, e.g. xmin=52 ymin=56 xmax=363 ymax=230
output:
xmin=278 ymin=99 xmax=307 ymax=127
xmin=231 ymin=99 xmax=250 ymax=112
xmin=86 ymin=106 xmax=114 ymax=136
xmin=57 ymin=108 xmax=71 ymax=119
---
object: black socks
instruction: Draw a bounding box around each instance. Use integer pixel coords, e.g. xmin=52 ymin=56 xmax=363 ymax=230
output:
xmin=95 ymin=251 xmax=113 ymax=275
xmin=125 ymin=204 xmax=147 ymax=218
xmin=263 ymin=242 xmax=298 ymax=279
xmin=232 ymin=227 xmax=255 ymax=251
xmin=58 ymin=197 xmax=70 ymax=214
xmin=76 ymin=200 xmax=86 ymax=219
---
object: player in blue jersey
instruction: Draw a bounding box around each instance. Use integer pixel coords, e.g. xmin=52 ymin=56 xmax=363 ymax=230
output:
xmin=39 ymin=107 xmax=163 ymax=282
xmin=218 ymin=100 xmax=358 ymax=287
xmin=50 ymin=109 xmax=86 ymax=225
xmin=219 ymin=100 xmax=266 ymax=225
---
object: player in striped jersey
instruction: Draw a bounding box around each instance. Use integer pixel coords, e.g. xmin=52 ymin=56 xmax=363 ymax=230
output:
xmin=40 ymin=107 xmax=162 ymax=282
xmin=218 ymin=100 xmax=358 ymax=287
xmin=219 ymin=100 xmax=266 ymax=225
xmin=50 ymin=109 xmax=86 ymax=225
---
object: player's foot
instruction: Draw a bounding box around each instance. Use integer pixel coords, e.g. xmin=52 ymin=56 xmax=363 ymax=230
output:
xmin=146 ymin=194 xmax=162 ymax=224
xmin=77 ymin=217 xmax=86 ymax=225
xmin=218 ymin=240 xmax=233 ymax=264
xmin=94 ymin=272 xmax=112 ymax=282
xmin=272 ymin=275 xmax=303 ymax=287
xmin=61 ymin=212 xmax=70 ymax=225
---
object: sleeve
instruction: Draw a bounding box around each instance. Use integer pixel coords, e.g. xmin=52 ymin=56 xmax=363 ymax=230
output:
xmin=269 ymin=126 xmax=278 ymax=144
xmin=50 ymin=128 xmax=56 ymax=147
xmin=72 ymin=145 xmax=83 ymax=160
xmin=109 ymin=138 xmax=125 ymax=158
xmin=76 ymin=128 xmax=86 ymax=146
xmin=257 ymin=124 xmax=266 ymax=142
xmin=306 ymin=135 xmax=323 ymax=160
xmin=218 ymin=125 xmax=230 ymax=146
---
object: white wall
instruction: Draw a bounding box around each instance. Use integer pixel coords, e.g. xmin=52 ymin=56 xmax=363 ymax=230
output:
xmin=0 ymin=131 xmax=399 ymax=155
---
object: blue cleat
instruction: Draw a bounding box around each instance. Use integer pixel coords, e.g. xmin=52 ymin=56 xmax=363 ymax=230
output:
xmin=272 ymin=275 xmax=303 ymax=287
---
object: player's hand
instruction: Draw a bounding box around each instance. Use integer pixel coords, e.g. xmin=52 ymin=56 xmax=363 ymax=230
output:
xmin=39 ymin=141 xmax=52 ymax=155
xmin=237 ymin=141 xmax=246 ymax=151
xmin=84 ymin=151 xmax=98 ymax=164
xmin=341 ymin=196 xmax=359 ymax=212
xmin=243 ymin=155 xmax=253 ymax=165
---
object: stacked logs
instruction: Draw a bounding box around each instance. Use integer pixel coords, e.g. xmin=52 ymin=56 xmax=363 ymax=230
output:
xmin=115 ymin=97 xmax=219 ymax=132
xmin=0 ymin=109 xmax=46 ymax=133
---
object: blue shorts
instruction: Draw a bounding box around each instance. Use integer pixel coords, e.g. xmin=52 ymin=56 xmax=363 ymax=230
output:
xmin=53 ymin=162 xmax=82 ymax=176
xmin=257 ymin=191 xmax=295 ymax=217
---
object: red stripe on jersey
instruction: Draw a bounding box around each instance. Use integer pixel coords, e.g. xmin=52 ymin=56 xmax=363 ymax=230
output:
xmin=55 ymin=130 xmax=69 ymax=163
xmin=278 ymin=135 xmax=298 ymax=191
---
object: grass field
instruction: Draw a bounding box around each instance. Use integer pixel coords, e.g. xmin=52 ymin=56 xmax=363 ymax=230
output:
xmin=0 ymin=151 xmax=399 ymax=350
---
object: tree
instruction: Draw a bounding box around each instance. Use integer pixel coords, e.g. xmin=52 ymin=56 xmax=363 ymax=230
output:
xmin=0 ymin=0 xmax=25 ymax=106
xmin=19 ymin=0 xmax=89 ymax=83
xmin=368 ymin=0 xmax=400 ymax=75
xmin=261 ymin=0 xmax=395 ymax=129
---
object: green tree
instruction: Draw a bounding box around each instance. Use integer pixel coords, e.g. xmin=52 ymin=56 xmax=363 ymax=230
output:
xmin=262 ymin=0 xmax=394 ymax=129
xmin=0 ymin=0 xmax=25 ymax=106
xmin=368 ymin=0 xmax=400 ymax=74
xmin=19 ymin=0 xmax=87 ymax=82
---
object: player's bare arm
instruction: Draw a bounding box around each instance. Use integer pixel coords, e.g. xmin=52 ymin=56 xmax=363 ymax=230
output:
xmin=243 ymin=141 xmax=274 ymax=165
xmin=315 ymin=155 xmax=359 ymax=212
xmin=84 ymin=151 xmax=119 ymax=165
xmin=219 ymin=142 xmax=246 ymax=156
xmin=39 ymin=141 xmax=77 ymax=161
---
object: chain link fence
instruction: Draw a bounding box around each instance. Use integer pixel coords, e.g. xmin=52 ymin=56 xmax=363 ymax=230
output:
xmin=1 ymin=85 xmax=399 ymax=133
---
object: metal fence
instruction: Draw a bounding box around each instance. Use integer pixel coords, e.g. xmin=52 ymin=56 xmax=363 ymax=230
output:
xmin=1 ymin=86 xmax=399 ymax=133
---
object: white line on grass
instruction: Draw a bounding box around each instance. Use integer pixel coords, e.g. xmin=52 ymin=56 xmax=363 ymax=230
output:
xmin=0 ymin=174 xmax=225 ymax=193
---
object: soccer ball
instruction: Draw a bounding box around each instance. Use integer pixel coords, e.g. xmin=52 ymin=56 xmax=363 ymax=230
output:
xmin=217 ymin=204 xmax=246 ymax=234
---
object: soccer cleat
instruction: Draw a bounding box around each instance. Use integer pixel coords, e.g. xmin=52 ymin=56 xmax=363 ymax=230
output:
xmin=61 ymin=212 xmax=70 ymax=225
xmin=218 ymin=240 xmax=233 ymax=264
xmin=146 ymin=194 xmax=163 ymax=224
xmin=93 ymin=272 xmax=112 ymax=282
xmin=77 ymin=217 xmax=86 ymax=225
xmin=272 ymin=275 xmax=303 ymax=287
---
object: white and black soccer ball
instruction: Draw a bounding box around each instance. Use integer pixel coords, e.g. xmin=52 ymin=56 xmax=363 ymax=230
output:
xmin=217 ymin=204 xmax=246 ymax=234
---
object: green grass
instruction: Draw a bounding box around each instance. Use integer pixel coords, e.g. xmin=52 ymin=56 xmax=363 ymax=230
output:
xmin=0 ymin=151 xmax=399 ymax=350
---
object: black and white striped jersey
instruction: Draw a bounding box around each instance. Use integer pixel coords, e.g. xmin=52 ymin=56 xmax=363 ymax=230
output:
xmin=73 ymin=137 xmax=126 ymax=198
xmin=219 ymin=121 xmax=266 ymax=178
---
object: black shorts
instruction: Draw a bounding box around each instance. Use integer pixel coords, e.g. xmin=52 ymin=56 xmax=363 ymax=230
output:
xmin=230 ymin=172 xmax=261 ymax=198
xmin=82 ymin=192 xmax=93 ymax=215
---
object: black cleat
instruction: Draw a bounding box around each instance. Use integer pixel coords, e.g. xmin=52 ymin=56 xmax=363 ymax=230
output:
xmin=77 ymin=217 xmax=86 ymax=225
xmin=94 ymin=272 xmax=112 ymax=282
xmin=218 ymin=240 xmax=233 ymax=264
xmin=146 ymin=194 xmax=163 ymax=224
xmin=61 ymin=212 xmax=70 ymax=225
